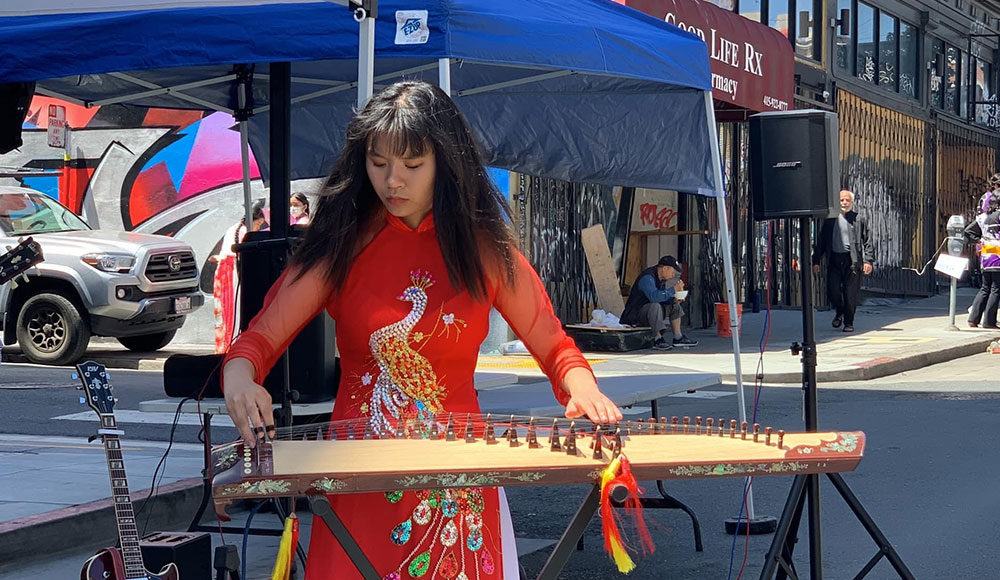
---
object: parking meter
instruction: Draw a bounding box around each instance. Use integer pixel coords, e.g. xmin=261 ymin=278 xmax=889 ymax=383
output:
xmin=946 ymin=215 xmax=966 ymax=255
xmin=944 ymin=214 xmax=967 ymax=329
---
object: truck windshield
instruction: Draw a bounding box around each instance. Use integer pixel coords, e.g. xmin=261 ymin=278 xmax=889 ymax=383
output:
xmin=0 ymin=192 xmax=91 ymax=235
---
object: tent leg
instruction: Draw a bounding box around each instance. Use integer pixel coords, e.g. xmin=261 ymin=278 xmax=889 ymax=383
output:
xmin=237 ymin=79 xmax=254 ymax=229
xmin=438 ymin=58 xmax=452 ymax=95
xmin=357 ymin=10 xmax=375 ymax=108
xmin=704 ymin=91 xmax=758 ymax=522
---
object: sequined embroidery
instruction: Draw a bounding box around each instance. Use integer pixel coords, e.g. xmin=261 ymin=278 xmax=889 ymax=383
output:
xmin=365 ymin=271 xmax=447 ymax=435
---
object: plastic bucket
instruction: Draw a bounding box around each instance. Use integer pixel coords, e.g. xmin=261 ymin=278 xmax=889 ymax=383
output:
xmin=715 ymin=302 xmax=743 ymax=337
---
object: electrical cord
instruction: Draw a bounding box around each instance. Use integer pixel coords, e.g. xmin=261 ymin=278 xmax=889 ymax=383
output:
xmin=727 ymin=220 xmax=774 ymax=580
xmin=242 ymin=501 xmax=264 ymax=580
xmin=901 ymin=237 xmax=949 ymax=276
xmin=136 ymin=395 xmax=190 ymax=536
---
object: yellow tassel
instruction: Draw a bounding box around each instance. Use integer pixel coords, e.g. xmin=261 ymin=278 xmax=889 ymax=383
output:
xmin=271 ymin=514 xmax=299 ymax=580
xmin=607 ymin=534 xmax=637 ymax=574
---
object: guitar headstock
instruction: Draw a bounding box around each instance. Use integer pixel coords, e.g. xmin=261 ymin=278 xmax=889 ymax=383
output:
xmin=75 ymin=360 xmax=116 ymax=418
xmin=0 ymin=236 xmax=43 ymax=286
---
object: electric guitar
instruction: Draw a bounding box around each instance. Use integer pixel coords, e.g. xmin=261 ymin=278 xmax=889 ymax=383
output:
xmin=75 ymin=360 xmax=180 ymax=580
xmin=0 ymin=236 xmax=42 ymax=285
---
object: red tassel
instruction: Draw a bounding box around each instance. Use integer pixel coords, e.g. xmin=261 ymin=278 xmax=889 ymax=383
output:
xmin=599 ymin=455 xmax=655 ymax=573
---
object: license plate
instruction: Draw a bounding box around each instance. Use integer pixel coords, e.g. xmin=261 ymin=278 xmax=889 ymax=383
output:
xmin=174 ymin=296 xmax=192 ymax=314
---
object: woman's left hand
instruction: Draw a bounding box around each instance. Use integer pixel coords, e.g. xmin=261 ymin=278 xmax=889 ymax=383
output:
xmin=562 ymin=368 xmax=623 ymax=423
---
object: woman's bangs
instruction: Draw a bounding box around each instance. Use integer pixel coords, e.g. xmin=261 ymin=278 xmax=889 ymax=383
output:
xmin=366 ymin=108 xmax=428 ymax=158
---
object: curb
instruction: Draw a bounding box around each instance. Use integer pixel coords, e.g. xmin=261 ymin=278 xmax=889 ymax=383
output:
xmin=0 ymin=477 xmax=203 ymax=571
xmin=720 ymin=337 xmax=997 ymax=383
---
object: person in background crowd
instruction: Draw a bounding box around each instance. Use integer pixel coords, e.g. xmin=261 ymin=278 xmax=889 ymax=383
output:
xmin=212 ymin=200 xmax=267 ymax=353
xmin=620 ymin=255 xmax=699 ymax=350
xmin=812 ymin=189 xmax=874 ymax=333
xmin=290 ymin=192 xmax=311 ymax=225
xmin=965 ymin=188 xmax=1000 ymax=328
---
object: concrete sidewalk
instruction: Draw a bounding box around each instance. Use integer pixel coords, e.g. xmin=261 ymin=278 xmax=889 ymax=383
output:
xmin=479 ymin=287 xmax=996 ymax=384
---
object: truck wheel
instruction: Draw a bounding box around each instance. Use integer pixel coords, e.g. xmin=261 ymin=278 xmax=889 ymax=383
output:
xmin=15 ymin=292 xmax=91 ymax=366
xmin=116 ymin=330 xmax=177 ymax=352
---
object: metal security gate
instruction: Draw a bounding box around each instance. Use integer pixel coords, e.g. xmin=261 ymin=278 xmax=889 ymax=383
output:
xmin=837 ymin=90 xmax=934 ymax=296
xmin=513 ymin=175 xmax=618 ymax=324
xmin=936 ymin=118 xmax=1000 ymax=238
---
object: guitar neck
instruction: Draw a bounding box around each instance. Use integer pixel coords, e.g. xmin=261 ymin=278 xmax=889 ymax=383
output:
xmin=99 ymin=419 xmax=148 ymax=579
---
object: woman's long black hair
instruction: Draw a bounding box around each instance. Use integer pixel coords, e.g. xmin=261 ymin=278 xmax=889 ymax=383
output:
xmin=291 ymin=80 xmax=515 ymax=299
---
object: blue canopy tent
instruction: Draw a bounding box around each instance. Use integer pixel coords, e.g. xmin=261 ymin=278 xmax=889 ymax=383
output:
xmin=0 ymin=0 xmax=749 ymax=432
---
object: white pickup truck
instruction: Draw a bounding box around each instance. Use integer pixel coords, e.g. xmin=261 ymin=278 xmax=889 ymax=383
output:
xmin=0 ymin=186 xmax=204 ymax=365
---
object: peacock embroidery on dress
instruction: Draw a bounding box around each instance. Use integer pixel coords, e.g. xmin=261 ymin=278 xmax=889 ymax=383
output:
xmin=367 ymin=270 xmax=447 ymax=435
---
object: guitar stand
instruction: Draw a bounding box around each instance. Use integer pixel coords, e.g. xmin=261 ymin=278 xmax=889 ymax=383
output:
xmin=311 ymin=484 xmax=611 ymax=580
xmin=759 ymin=217 xmax=915 ymax=580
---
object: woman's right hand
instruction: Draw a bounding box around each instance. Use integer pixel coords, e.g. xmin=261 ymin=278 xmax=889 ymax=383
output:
xmin=222 ymin=358 xmax=275 ymax=448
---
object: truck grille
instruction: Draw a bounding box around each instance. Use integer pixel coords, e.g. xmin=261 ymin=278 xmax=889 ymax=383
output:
xmin=144 ymin=251 xmax=197 ymax=282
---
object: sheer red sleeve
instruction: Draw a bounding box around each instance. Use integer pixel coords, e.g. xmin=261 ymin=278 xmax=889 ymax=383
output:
xmin=222 ymin=265 xmax=334 ymax=389
xmin=492 ymin=248 xmax=593 ymax=406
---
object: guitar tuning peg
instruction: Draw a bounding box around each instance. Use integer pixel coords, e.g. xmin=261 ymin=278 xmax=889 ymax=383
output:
xmin=20 ymin=273 xmax=27 ymax=283
xmin=9 ymin=281 xmax=16 ymax=290
xmin=71 ymin=373 xmax=79 ymax=380
xmin=79 ymin=397 xmax=86 ymax=404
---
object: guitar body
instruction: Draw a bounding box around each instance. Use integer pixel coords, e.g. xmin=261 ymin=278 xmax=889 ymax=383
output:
xmin=81 ymin=546 xmax=180 ymax=580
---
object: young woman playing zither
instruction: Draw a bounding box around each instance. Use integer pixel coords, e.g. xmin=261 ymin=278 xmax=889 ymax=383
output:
xmin=221 ymin=80 xmax=622 ymax=580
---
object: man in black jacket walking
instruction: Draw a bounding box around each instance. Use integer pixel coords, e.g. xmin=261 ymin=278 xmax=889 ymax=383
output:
xmin=812 ymin=189 xmax=874 ymax=332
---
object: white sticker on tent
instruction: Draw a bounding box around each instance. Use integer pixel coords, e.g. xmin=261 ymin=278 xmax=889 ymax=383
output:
xmin=396 ymin=10 xmax=429 ymax=45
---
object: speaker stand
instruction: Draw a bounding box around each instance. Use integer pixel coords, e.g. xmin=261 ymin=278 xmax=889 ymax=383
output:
xmin=758 ymin=217 xmax=914 ymax=580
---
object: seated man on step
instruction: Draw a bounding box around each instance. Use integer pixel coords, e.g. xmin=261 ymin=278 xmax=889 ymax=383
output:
xmin=620 ymin=255 xmax=698 ymax=350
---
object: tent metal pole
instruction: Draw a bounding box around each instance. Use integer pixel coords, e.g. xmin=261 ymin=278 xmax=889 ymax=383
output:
xmin=357 ymin=8 xmax=375 ymax=108
xmin=705 ymin=90 xmax=756 ymax=521
xmin=438 ymin=58 xmax=452 ymax=95
xmin=237 ymin=78 xmax=253 ymax=229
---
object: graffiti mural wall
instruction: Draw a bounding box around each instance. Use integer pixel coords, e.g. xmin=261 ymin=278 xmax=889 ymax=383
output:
xmin=0 ymin=96 xmax=289 ymax=345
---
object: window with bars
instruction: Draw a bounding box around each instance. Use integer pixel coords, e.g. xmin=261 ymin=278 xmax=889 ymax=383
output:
xmin=733 ymin=0 xmax=820 ymax=61
xmin=832 ymin=0 xmax=919 ymax=99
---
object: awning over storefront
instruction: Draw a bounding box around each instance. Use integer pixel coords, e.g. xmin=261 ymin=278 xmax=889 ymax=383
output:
xmin=620 ymin=0 xmax=794 ymax=115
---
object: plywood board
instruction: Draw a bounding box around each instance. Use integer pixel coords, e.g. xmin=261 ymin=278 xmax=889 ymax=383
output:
xmin=580 ymin=224 xmax=625 ymax=316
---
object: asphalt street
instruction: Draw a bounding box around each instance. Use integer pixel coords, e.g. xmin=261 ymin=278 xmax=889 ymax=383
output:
xmin=2 ymin=354 xmax=998 ymax=578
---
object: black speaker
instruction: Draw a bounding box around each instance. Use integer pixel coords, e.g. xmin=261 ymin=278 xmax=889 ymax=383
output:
xmin=140 ymin=531 xmax=212 ymax=580
xmin=237 ymin=228 xmax=338 ymax=404
xmin=0 ymin=82 xmax=35 ymax=154
xmin=749 ymin=109 xmax=840 ymax=221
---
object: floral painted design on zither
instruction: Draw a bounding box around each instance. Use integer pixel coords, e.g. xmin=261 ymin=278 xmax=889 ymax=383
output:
xmin=820 ymin=433 xmax=860 ymax=453
xmin=669 ymin=461 xmax=814 ymax=477
xmin=217 ymin=479 xmax=291 ymax=497
xmin=311 ymin=477 xmax=348 ymax=493
xmin=395 ymin=471 xmax=546 ymax=488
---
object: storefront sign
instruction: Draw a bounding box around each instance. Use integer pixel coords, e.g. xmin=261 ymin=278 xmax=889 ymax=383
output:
xmin=621 ymin=0 xmax=794 ymax=113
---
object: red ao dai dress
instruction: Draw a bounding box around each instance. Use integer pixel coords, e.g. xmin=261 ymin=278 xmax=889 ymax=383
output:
xmin=225 ymin=212 xmax=593 ymax=580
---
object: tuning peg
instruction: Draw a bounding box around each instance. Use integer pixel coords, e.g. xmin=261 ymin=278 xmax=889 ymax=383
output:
xmin=20 ymin=273 xmax=27 ymax=283
xmin=79 ymin=397 xmax=86 ymax=404
xmin=71 ymin=373 xmax=79 ymax=380
xmin=9 ymin=281 xmax=16 ymax=290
